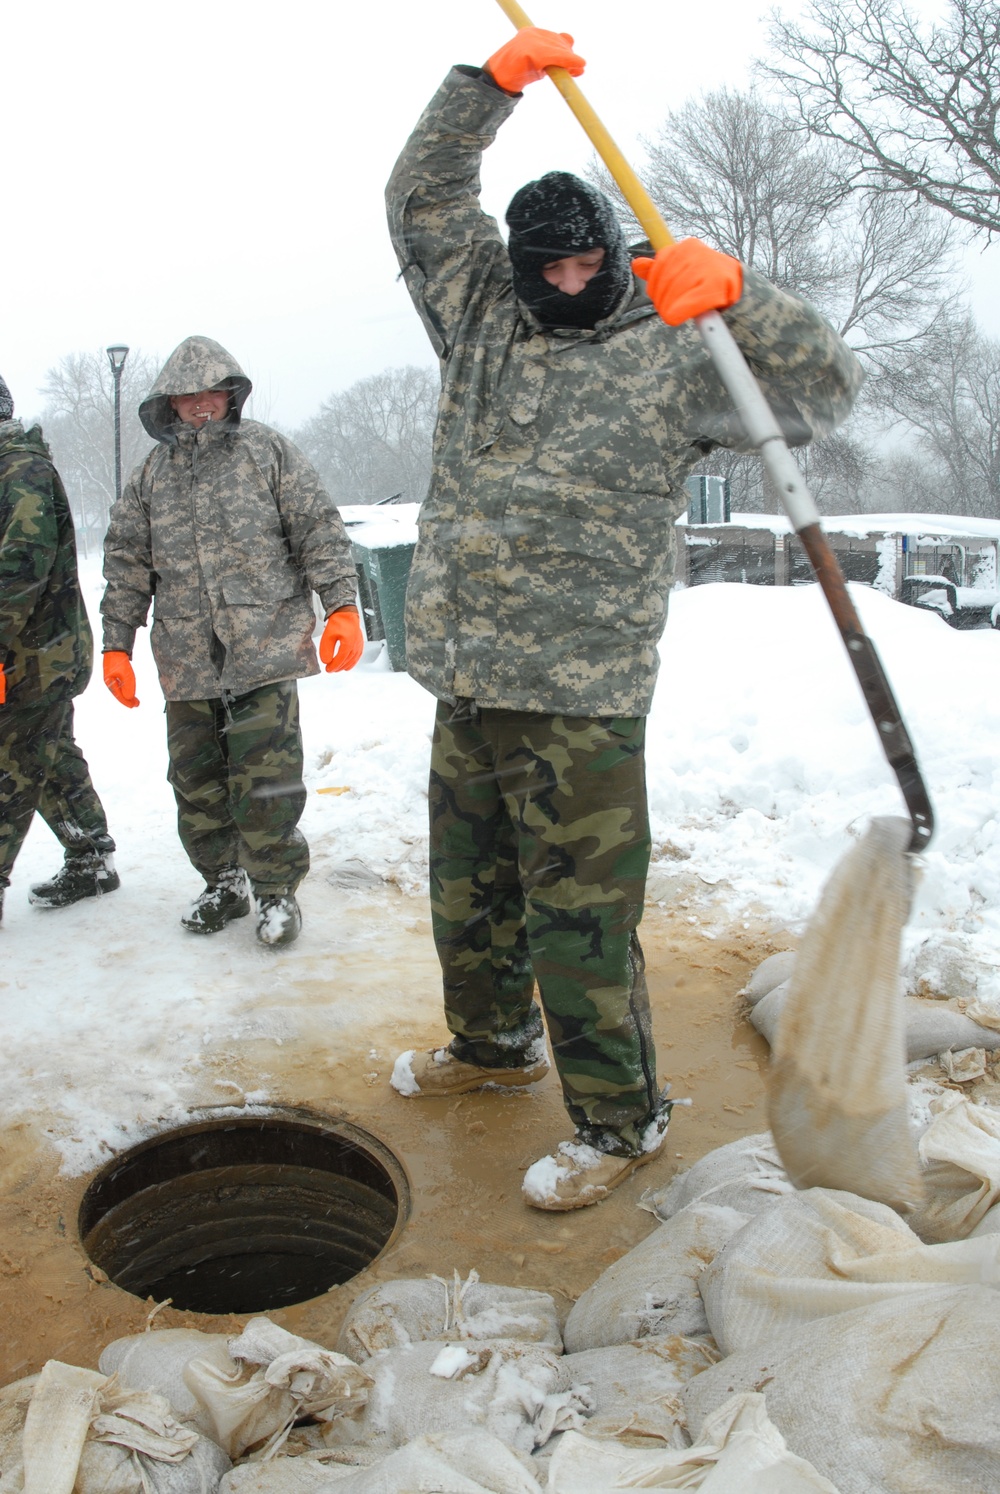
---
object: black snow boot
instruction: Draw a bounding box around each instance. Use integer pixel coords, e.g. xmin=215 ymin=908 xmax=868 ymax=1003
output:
xmin=29 ymin=851 xmax=120 ymax=909
xmin=181 ymin=866 xmax=250 ymax=934
xmin=255 ymin=892 xmax=302 ymax=948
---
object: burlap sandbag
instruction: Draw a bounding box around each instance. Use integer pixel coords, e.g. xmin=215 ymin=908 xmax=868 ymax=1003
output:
xmin=699 ymin=1186 xmax=1000 ymax=1355
xmin=768 ymin=816 xmax=924 ymax=1211
xmin=219 ymin=1431 xmax=541 ymax=1492
xmin=336 ymin=1272 xmax=561 ymax=1361
xmin=640 ymin=1135 xmax=792 ymax=1223
xmin=682 ymin=1284 xmax=1000 ymax=1494
xmin=562 ymin=1204 xmax=749 ymax=1352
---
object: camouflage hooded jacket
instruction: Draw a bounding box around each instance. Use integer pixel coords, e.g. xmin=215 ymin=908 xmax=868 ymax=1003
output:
xmin=101 ymin=337 xmax=358 ymax=702
xmin=0 ymin=419 xmax=92 ymax=706
xmin=387 ymin=68 xmax=864 ymax=716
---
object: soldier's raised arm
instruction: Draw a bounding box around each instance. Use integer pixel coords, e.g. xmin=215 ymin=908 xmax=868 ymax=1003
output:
xmin=385 ymin=31 xmax=585 ymax=359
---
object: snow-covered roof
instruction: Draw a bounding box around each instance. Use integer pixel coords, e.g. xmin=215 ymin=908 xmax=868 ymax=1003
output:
xmin=679 ymin=511 xmax=1000 ymax=541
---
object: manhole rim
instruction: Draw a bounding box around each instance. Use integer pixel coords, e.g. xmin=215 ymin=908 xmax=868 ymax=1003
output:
xmin=77 ymin=1104 xmax=411 ymax=1313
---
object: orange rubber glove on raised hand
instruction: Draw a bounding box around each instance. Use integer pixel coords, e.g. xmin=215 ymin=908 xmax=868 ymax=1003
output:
xmin=103 ymin=651 xmax=139 ymax=708
xmin=632 ymin=238 xmax=743 ymax=327
xmin=0 ymin=665 xmax=5 ymax=705
xmin=485 ymin=27 xmax=585 ymax=94
xmin=319 ymin=607 xmax=364 ymax=673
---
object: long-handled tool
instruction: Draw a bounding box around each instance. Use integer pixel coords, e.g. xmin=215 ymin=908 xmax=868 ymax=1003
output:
xmin=493 ymin=0 xmax=934 ymax=854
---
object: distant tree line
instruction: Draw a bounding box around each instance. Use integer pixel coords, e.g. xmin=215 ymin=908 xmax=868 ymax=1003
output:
xmin=39 ymin=0 xmax=1000 ymax=535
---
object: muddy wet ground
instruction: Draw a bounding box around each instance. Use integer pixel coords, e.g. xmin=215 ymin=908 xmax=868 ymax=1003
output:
xmin=0 ymin=895 xmax=786 ymax=1382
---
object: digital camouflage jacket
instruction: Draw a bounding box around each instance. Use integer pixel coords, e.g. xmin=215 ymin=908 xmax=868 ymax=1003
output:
xmin=0 ymin=419 xmax=92 ymax=705
xmin=101 ymin=337 xmax=358 ymax=702
xmin=387 ymin=67 xmax=865 ymax=716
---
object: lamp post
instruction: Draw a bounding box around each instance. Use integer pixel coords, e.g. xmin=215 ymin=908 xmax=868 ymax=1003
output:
xmin=106 ymin=345 xmax=129 ymax=509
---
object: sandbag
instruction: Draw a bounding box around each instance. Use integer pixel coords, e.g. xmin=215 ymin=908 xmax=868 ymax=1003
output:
xmin=699 ymin=1186 xmax=1000 ymax=1355
xmin=221 ymin=1431 xmax=541 ymax=1492
xmin=562 ymin=1204 xmax=749 ymax=1352
xmin=551 ymin=1337 xmax=716 ymax=1446
xmin=640 ymin=1135 xmax=792 ymax=1223
xmin=741 ymin=950 xmax=797 ymax=1007
xmin=546 ymin=1394 xmax=839 ymax=1492
xmin=0 ymin=1360 xmax=227 ymax=1494
xmin=752 ymin=985 xmax=1000 ymax=1062
xmin=768 ymin=816 xmax=924 ymax=1212
xmin=905 ymin=1089 xmax=1000 ymax=1242
xmin=682 ymin=1284 xmax=1000 ymax=1494
xmin=100 ymin=1328 xmax=223 ymax=1421
xmin=318 ymin=1340 xmax=587 ymax=1459
xmin=182 ymin=1319 xmax=371 ymax=1460
xmin=335 ymin=1271 xmax=561 ymax=1361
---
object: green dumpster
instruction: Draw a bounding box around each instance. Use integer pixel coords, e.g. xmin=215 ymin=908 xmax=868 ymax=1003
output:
xmin=351 ymin=537 xmax=416 ymax=672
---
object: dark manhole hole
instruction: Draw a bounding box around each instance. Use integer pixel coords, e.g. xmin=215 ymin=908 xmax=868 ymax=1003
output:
xmin=79 ymin=1113 xmax=409 ymax=1315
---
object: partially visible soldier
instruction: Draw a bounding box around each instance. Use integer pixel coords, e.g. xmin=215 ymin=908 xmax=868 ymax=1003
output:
xmin=101 ymin=337 xmax=363 ymax=948
xmin=0 ymin=372 xmax=120 ymax=923
xmin=385 ymin=29 xmax=864 ymax=1209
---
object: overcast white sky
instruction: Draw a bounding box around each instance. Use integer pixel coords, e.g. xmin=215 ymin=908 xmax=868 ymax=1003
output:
xmin=7 ymin=0 xmax=997 ymax=429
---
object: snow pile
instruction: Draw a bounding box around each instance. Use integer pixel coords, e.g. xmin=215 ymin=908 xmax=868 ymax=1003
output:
xmin=3 ymin=562 xmax=999 ymax=1171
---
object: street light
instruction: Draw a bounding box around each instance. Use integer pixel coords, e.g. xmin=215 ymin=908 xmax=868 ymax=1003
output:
xmin=106 ymin=345 xmax=129 ymax=508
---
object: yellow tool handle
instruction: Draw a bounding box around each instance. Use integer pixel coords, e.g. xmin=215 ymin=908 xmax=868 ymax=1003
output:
xmin=492 ymin=0 xmax=673 ymax=248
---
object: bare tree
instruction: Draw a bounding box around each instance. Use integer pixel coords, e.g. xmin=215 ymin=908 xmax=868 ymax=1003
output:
xmin=294 ymin=365 xmax=438 ymax=507
xmin=41 ymin=350 xmax=158 ymax=555
xmin=591 ymin=88 xmax=954 ymax=512
xmin=763 ymin=0 xmax=1000 ymax=237
xmin=878 ymin=308 xmax=1000 ymax=516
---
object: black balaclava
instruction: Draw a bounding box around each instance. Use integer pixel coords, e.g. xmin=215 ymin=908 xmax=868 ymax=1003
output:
xmin=505 ymin=171 xmax=631 ymax=329
xmin=0 ymin=374 xmax=13 ymax=422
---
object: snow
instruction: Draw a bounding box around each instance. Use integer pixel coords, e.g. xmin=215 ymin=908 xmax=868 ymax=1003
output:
xmin=5 ymin=556 xmax=1000 ymax=1176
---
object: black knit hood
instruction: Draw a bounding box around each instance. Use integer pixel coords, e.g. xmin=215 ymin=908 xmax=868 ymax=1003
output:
xmin=505 ymin=171 xmax=631 ymax=329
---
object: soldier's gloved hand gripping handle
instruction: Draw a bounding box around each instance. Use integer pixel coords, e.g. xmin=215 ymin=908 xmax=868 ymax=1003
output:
xmin=632 ymin=239 xmax=743 ymax=326
xmin=319 ymin=606 xmax=364 ymax=673
xmin=103 ymin=650 xmax=139 ymax=708
xmin=484 ymin=26 xmax=585 ymax=93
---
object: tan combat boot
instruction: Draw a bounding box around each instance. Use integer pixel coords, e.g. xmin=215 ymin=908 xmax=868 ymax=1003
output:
xmin=391 ymin=1045 xmax=549 ymax=1097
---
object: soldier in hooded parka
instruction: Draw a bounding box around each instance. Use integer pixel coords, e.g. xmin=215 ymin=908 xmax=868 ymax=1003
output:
xmin=385 ymin=29 xmax=864 ymax=1208
xmin=0 ymin=374 xmax=120 ymax=921
xmin=100 ymin=336 xmax=363 ymax=947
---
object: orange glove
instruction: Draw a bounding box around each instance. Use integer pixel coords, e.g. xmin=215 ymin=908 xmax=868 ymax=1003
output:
xmin=0 ymin=665 xmax=5 ymax=705
xmin=485 ymin=27 xmax=585 ymax=94
xmin=632 ymin=238 xmax=743 ymax=327
xmin=103 ymin=651 xmax=139 ymax=708
xmin=319 ymin=607 xmax=364 ymax=673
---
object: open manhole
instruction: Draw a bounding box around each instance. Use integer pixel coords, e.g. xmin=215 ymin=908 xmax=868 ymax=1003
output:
xmin=79 ymin=1113 xmax=409 ymax=1315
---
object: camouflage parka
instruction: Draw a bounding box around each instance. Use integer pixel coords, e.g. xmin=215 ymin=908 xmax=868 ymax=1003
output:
xmin=387 ymin=68 xmax=865 ymax=715
xmin=0 ymin=419 xmax=92 ymax=705
xmin=101 ymin=337 xmax=358 ymax=702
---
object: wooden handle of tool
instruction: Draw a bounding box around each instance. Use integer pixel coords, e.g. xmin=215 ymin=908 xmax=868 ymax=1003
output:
xmin=492 ymin=0 xmax=673 ymax=249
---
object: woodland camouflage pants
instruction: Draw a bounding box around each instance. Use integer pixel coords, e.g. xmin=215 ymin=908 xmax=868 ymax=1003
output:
xmin=429 ymin=700 xmax=664 ymax=1154
xmin=0 ymin=696 xmax=114 ymax=889
xmin=165 ymin=680 xmax=309 ymax=895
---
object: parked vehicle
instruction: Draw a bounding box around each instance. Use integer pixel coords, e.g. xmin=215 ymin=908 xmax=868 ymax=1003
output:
xmin=900 ymin=575 xmax=1000 ymax=630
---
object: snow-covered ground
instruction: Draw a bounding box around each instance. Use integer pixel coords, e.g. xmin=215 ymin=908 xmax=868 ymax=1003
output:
xmin=5 ymin=554 xmax=999 ymax=1175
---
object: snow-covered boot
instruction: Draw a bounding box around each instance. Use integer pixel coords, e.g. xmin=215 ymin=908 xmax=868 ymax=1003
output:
xmin=29 ymin=851 xmax=121 ymax=909
xmin=522 ymin=1107 xmax=672 ymax=1212
xmin=255 ymin=892 xmax=302 ymax=948
xmin=181 ymin=866 xmax=250 ymax=934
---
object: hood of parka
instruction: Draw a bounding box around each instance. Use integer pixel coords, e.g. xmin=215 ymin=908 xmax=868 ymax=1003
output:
xmin=139 ymin=335 xmax=252 ymax=444
xmin=0 ymin=417 xmax=49 ymax=461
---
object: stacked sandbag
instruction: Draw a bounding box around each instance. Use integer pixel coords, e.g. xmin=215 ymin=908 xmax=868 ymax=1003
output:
xmin=682 ymin=1284 xmax=1000 ymax=1494
xmin=335 ymin=1271 xmax=561 ymax=1360
xmin=0 ymin=1358 xmax=231 ymax=1494
xmin=562 ymin=1204 xmax=751 ymax=1351
xmin=101 ymin=1317 xmax=372 ymax=1460
xmin=697 ymin=1186 xmax=1000 ymax=1355
xmin=546 ymin=1393 xmax=840 ymax=1493
xmin=640 ymin=1132 xmax=793 ymax=1221
xmin=317 ymin=1338 xmax=589 ymax=1460
xmin=219 ymin=1431 xmax=542 ymax=1492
